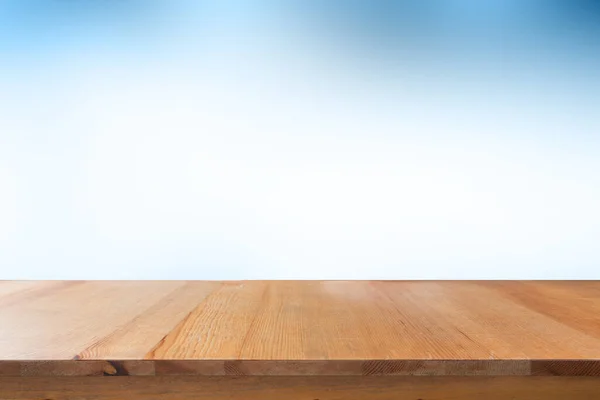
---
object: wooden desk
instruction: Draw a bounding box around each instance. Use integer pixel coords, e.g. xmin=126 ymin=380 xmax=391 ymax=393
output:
xmin=1 ymin=281 xmax=599 ymax=399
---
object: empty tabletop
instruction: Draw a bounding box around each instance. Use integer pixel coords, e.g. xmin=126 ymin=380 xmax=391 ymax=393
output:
xmin=1 ymin=280 xmax=600 ymax=377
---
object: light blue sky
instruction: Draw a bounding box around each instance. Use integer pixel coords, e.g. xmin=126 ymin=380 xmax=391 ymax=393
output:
xmin=0 ymin=1 xmax=599 ymax=278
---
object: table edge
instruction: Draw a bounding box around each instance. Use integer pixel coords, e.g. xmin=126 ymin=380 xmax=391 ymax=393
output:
xmin=2 ymin=359 xmax=599 ymax=377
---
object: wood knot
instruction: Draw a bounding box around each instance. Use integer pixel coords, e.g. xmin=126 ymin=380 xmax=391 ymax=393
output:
xmin=102 ymin=362 xmax=118 ymax=376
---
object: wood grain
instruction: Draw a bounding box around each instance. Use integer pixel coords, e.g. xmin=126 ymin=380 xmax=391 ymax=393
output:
xmin=2 ymin=376 xmax=600 ymax=400
xmin=1 ymin=281 xmax=600 ymax=377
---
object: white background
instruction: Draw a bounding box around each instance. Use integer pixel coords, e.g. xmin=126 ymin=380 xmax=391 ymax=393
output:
xmin=1 ymin=1 xmax=599 ymax=279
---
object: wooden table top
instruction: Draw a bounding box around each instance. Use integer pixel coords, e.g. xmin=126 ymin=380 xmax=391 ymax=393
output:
xmin=1 ymin=280 xmax=599 ymax=377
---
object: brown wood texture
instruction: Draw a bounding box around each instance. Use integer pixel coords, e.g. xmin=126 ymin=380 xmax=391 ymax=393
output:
xmin=1 ymin=376 xmax=600 ymax=400
xmin=1 ymin=281 xmax=600 ymax=377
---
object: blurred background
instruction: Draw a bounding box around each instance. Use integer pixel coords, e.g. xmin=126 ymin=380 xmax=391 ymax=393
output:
xmin=0 ymin=0 xmax=599 ymax=279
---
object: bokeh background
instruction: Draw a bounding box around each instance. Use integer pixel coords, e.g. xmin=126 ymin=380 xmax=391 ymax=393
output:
xmin=0 ymin=0 xmax=599 ymax=279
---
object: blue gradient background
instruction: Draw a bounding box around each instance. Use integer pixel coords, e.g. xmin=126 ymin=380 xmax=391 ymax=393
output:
xmin=0 ymin=1 xmax=599 ymax=279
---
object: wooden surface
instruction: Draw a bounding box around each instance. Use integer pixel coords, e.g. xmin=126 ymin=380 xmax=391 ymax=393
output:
xmin=1 ymin=280 xmax=600 ymax=377
xmin=3 ymin=376 xmax=600 ymax=400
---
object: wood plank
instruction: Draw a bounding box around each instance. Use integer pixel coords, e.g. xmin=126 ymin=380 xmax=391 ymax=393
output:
xmin=2 ymin=376 xmax=600 ymax=400
xmin=0 ymin=281 xmax=186 ymax=359
xmin=402 ymin=281 xmax=600 ymax=359
xmin=482 ymin=281 xmax=600 ymax=339
xmin=77 ymin=281 xmax=220 ymax=360
xmin=147 ymin=281 xmax=269 ymax=359
xmin=3 ymin=360 xmax=600 ymax=377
